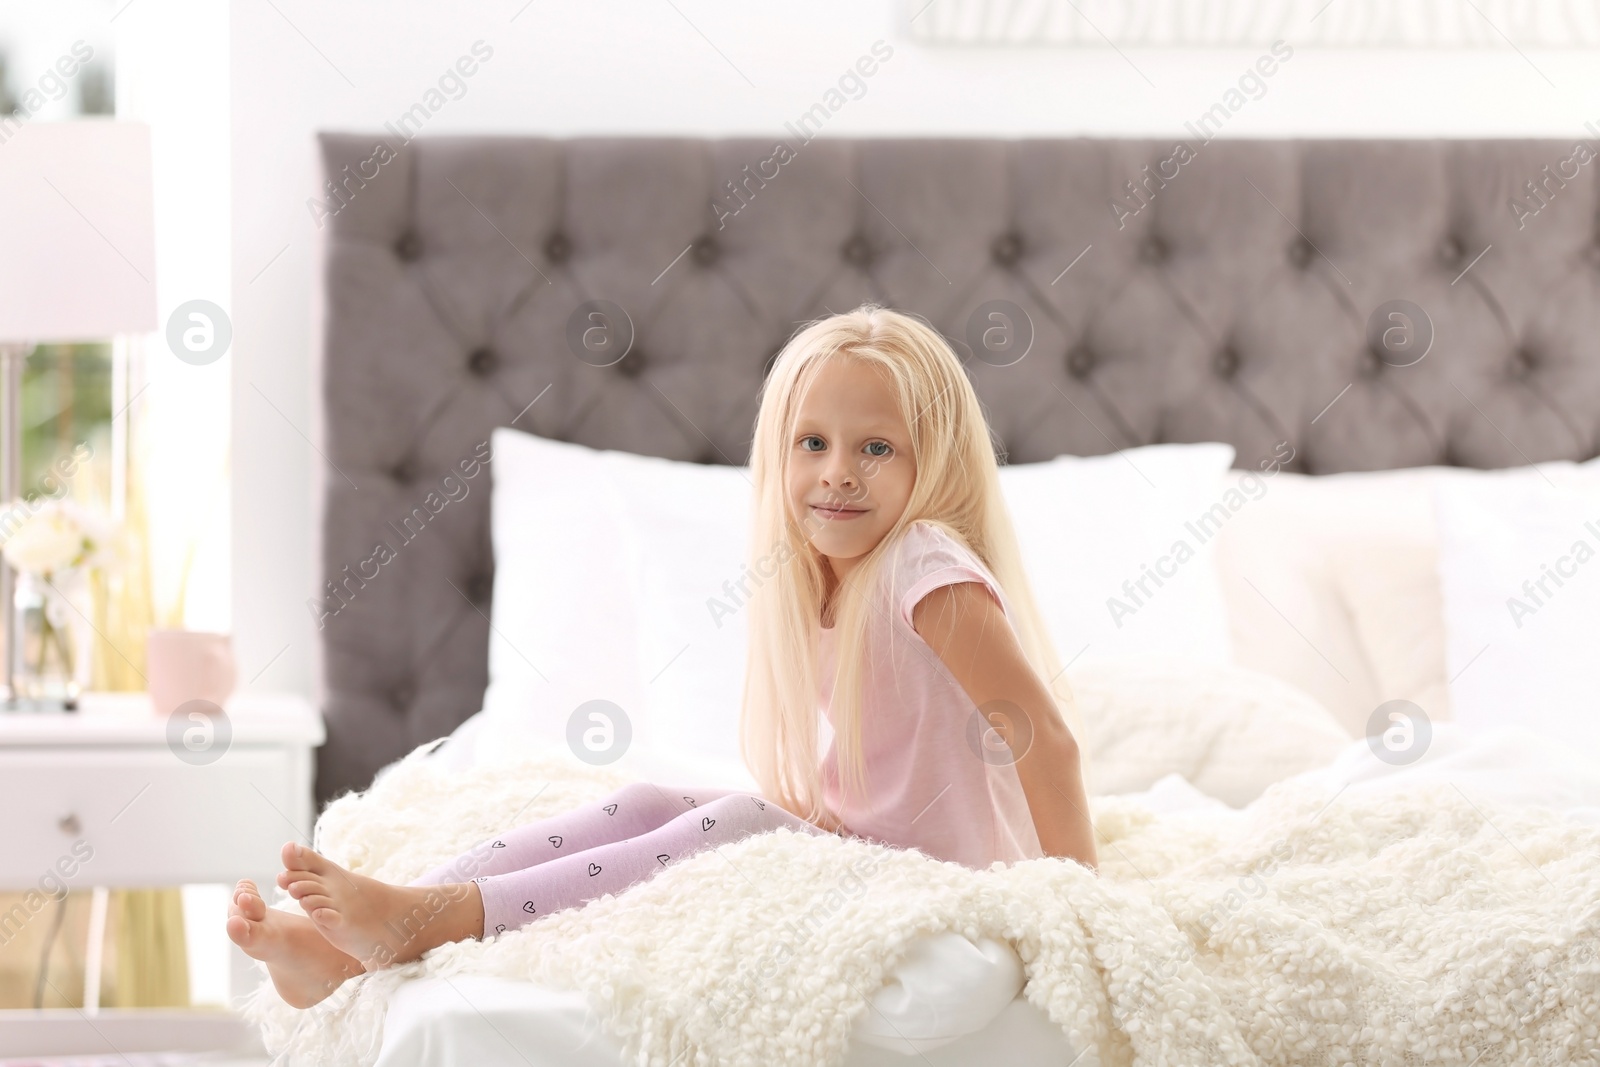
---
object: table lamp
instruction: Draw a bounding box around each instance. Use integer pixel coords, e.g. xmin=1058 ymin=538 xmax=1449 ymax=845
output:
xmin=0 ymin=119 xmax=157 ymax=707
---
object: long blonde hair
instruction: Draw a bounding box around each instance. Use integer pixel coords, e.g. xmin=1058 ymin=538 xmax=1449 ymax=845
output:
xmin=739 ymin=304 xmax=1087 ymax=827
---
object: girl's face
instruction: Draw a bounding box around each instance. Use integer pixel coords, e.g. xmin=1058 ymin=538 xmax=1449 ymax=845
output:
xmin=786 ymin=356 xmax=917 ymax=580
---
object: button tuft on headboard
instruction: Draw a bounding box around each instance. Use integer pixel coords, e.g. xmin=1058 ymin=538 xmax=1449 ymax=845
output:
xmin=617 ymin=348 xmax=647 ymax=377
xmin=394 ymin=230 xmax=423 ymax=262
xmin=544 ymin=231 xmax=572 ymax=263
xmin=467 ymin=346 xmax=499 ymax=377
xmin=1213 ymin=347 xmax=1241 ymax=379
xmin=691 ymin=236 xmax=720 ymax=267
xmin=466 ymin=571 xmax=494 ymax=604
xmin=1436 ymin=235 xmax=1464 ymax=266
xmin=1066 ymin=345 xmax=1097 ymax=379
xmin=1288 ymin=237 xmax=1314 ymax=269
xmin=391 ymin=459 xmax=418 ymax=485
xmin=990 ymin=231 xmax=1024 ymax=267
xmin=841 ymin=233 xmax=873 ymax=267
xmin=1138 ymin=234 xmax=1168 ymax=264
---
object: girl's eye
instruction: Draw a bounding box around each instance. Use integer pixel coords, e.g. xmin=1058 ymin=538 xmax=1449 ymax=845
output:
xmin=799 ymin=436 xmax=825 ymax=452
xmin=864 ymin=441 xmax=891 ymax=458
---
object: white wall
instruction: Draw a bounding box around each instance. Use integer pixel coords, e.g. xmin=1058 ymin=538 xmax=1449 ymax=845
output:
xmin=230 ymin=0 xmax=1600 ymax=700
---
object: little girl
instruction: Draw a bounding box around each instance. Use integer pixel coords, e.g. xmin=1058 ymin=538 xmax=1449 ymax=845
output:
xmin=227 ymin=304 xmax=1097 ymax=1009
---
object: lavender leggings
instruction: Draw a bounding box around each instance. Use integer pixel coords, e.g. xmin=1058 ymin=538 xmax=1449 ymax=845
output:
xmin=409 ymin=781 xmax=829 ymax=936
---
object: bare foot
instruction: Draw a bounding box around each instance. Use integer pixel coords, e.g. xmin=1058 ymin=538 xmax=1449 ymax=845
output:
xmin=277 ymin=842 xmax=484 ymax=971
xmin=226 ymin=879 xmax=364 ymax=1008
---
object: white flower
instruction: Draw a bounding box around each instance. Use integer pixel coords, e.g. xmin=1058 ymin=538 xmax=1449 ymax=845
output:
xmin=0 ymin=499 xmax=111 ymax=578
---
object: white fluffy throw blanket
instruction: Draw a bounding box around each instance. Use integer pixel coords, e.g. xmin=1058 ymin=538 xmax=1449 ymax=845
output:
xmin=248 ymin=746 xmax=1600 ymax=1066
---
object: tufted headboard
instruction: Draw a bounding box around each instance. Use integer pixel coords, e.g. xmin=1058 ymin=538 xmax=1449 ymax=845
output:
xmin=312 ymin=134 xmax=1600 ymax=803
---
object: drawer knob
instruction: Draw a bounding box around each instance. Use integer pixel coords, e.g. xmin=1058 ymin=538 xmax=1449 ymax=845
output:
xmin=58 ymin=814 xmax=82 ymax=836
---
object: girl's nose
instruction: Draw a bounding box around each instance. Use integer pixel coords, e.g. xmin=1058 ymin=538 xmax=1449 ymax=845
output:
xmin=825 ymin=460 xmax=858 ymax=490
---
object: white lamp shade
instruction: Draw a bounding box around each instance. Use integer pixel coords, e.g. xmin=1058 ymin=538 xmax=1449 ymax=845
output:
xmin=0 ymin=120 xmax=157 ymax=343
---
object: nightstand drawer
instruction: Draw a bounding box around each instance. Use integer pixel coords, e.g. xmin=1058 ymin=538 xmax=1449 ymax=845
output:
xmin=0 ymin=746 xmax=308 ymax=888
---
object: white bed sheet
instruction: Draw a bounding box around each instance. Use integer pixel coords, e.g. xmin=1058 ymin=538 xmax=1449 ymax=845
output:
xmin=376 ymin=724 xmax=1600 ymax=1067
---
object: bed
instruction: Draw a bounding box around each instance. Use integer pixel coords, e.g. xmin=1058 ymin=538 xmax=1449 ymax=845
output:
xmin=285 ymin=134 xmax=1600 ymax=1066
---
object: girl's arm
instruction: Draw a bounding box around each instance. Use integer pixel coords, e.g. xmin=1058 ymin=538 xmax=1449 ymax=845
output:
xmin=912 ymin=582 xmax=1099 ymax=871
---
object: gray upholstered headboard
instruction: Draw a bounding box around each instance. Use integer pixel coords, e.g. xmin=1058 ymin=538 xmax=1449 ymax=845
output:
xmin=313 ymin=134 xmax=1600 ymax=803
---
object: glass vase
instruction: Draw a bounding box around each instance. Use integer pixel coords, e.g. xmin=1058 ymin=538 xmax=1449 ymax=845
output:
xmin=12 ymin=572 xmax=83 ymax=711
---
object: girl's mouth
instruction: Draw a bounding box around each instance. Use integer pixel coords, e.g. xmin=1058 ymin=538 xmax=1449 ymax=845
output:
xmin=811 ymin=504 xmax=867 ymax=521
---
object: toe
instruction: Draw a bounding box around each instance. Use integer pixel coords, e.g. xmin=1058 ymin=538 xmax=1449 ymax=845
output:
xmin=225 ymin=914 xmax=253 ymax=947
xmin=283 ymin=844 xmax=326 ymax=876
xmin=239 ymin=892 xmax=268 ymax=921
xmin=301 ymin=898 xmax=338 ymax=923
xmin=290 ymin=844 xmax=335 ymax=876
xmin=285 ymin=878 xmax=321 ymax=900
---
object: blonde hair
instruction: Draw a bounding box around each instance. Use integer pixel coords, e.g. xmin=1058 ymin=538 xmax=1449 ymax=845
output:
xmin=738 ymin=304 xmax=1087 ymax=828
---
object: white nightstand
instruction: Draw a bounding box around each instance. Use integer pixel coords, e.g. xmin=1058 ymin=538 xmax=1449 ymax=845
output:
xmin=0 ymin=691 xmax=323 ymax=1058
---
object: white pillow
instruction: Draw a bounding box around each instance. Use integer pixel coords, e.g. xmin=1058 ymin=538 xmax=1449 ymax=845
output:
xmin=476 ymin=431 xmax=758 ymax=788
xmin=594 ymin=449 xmax=753 ymax=777
xmin=1070 ymin=658 xmax=1351 ymax=807
xmin=478 ymin=429 xmax=1239 ymax=778
xmin=1002 ymin=443 xmax=1236 ymax=666
xmin=1433 ymin=460 xmax=1600 ymax=758
xmin=1212 ymin=466 xmax=1457 ymax=739
xmin=477 ymin=431 xmax=647 ymax=747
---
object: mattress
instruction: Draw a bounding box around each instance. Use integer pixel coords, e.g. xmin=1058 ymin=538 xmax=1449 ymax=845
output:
xmin=373 ymin=725 xmax=1600 ymax=1067
xmin=374 ymin=935 xmax=1074 ymax=1067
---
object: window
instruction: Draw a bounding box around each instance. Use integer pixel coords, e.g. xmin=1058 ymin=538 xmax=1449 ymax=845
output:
xmin=0 ymin=7 xmax=115 ymax=123
xmin=20 ymin=342 xmax=116 ymax=512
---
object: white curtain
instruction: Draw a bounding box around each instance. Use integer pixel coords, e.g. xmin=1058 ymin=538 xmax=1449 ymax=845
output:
xmin=115 ymin=0 xmax=231 ymax=633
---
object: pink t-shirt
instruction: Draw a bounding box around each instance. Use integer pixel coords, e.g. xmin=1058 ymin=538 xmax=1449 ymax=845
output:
xmin=816 ymin=520 xmax=1044 ymax=870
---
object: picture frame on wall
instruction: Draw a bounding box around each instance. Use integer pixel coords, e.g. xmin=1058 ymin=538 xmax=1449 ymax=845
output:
xmin=901 ymin=0 xmax=1600 ymax=47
